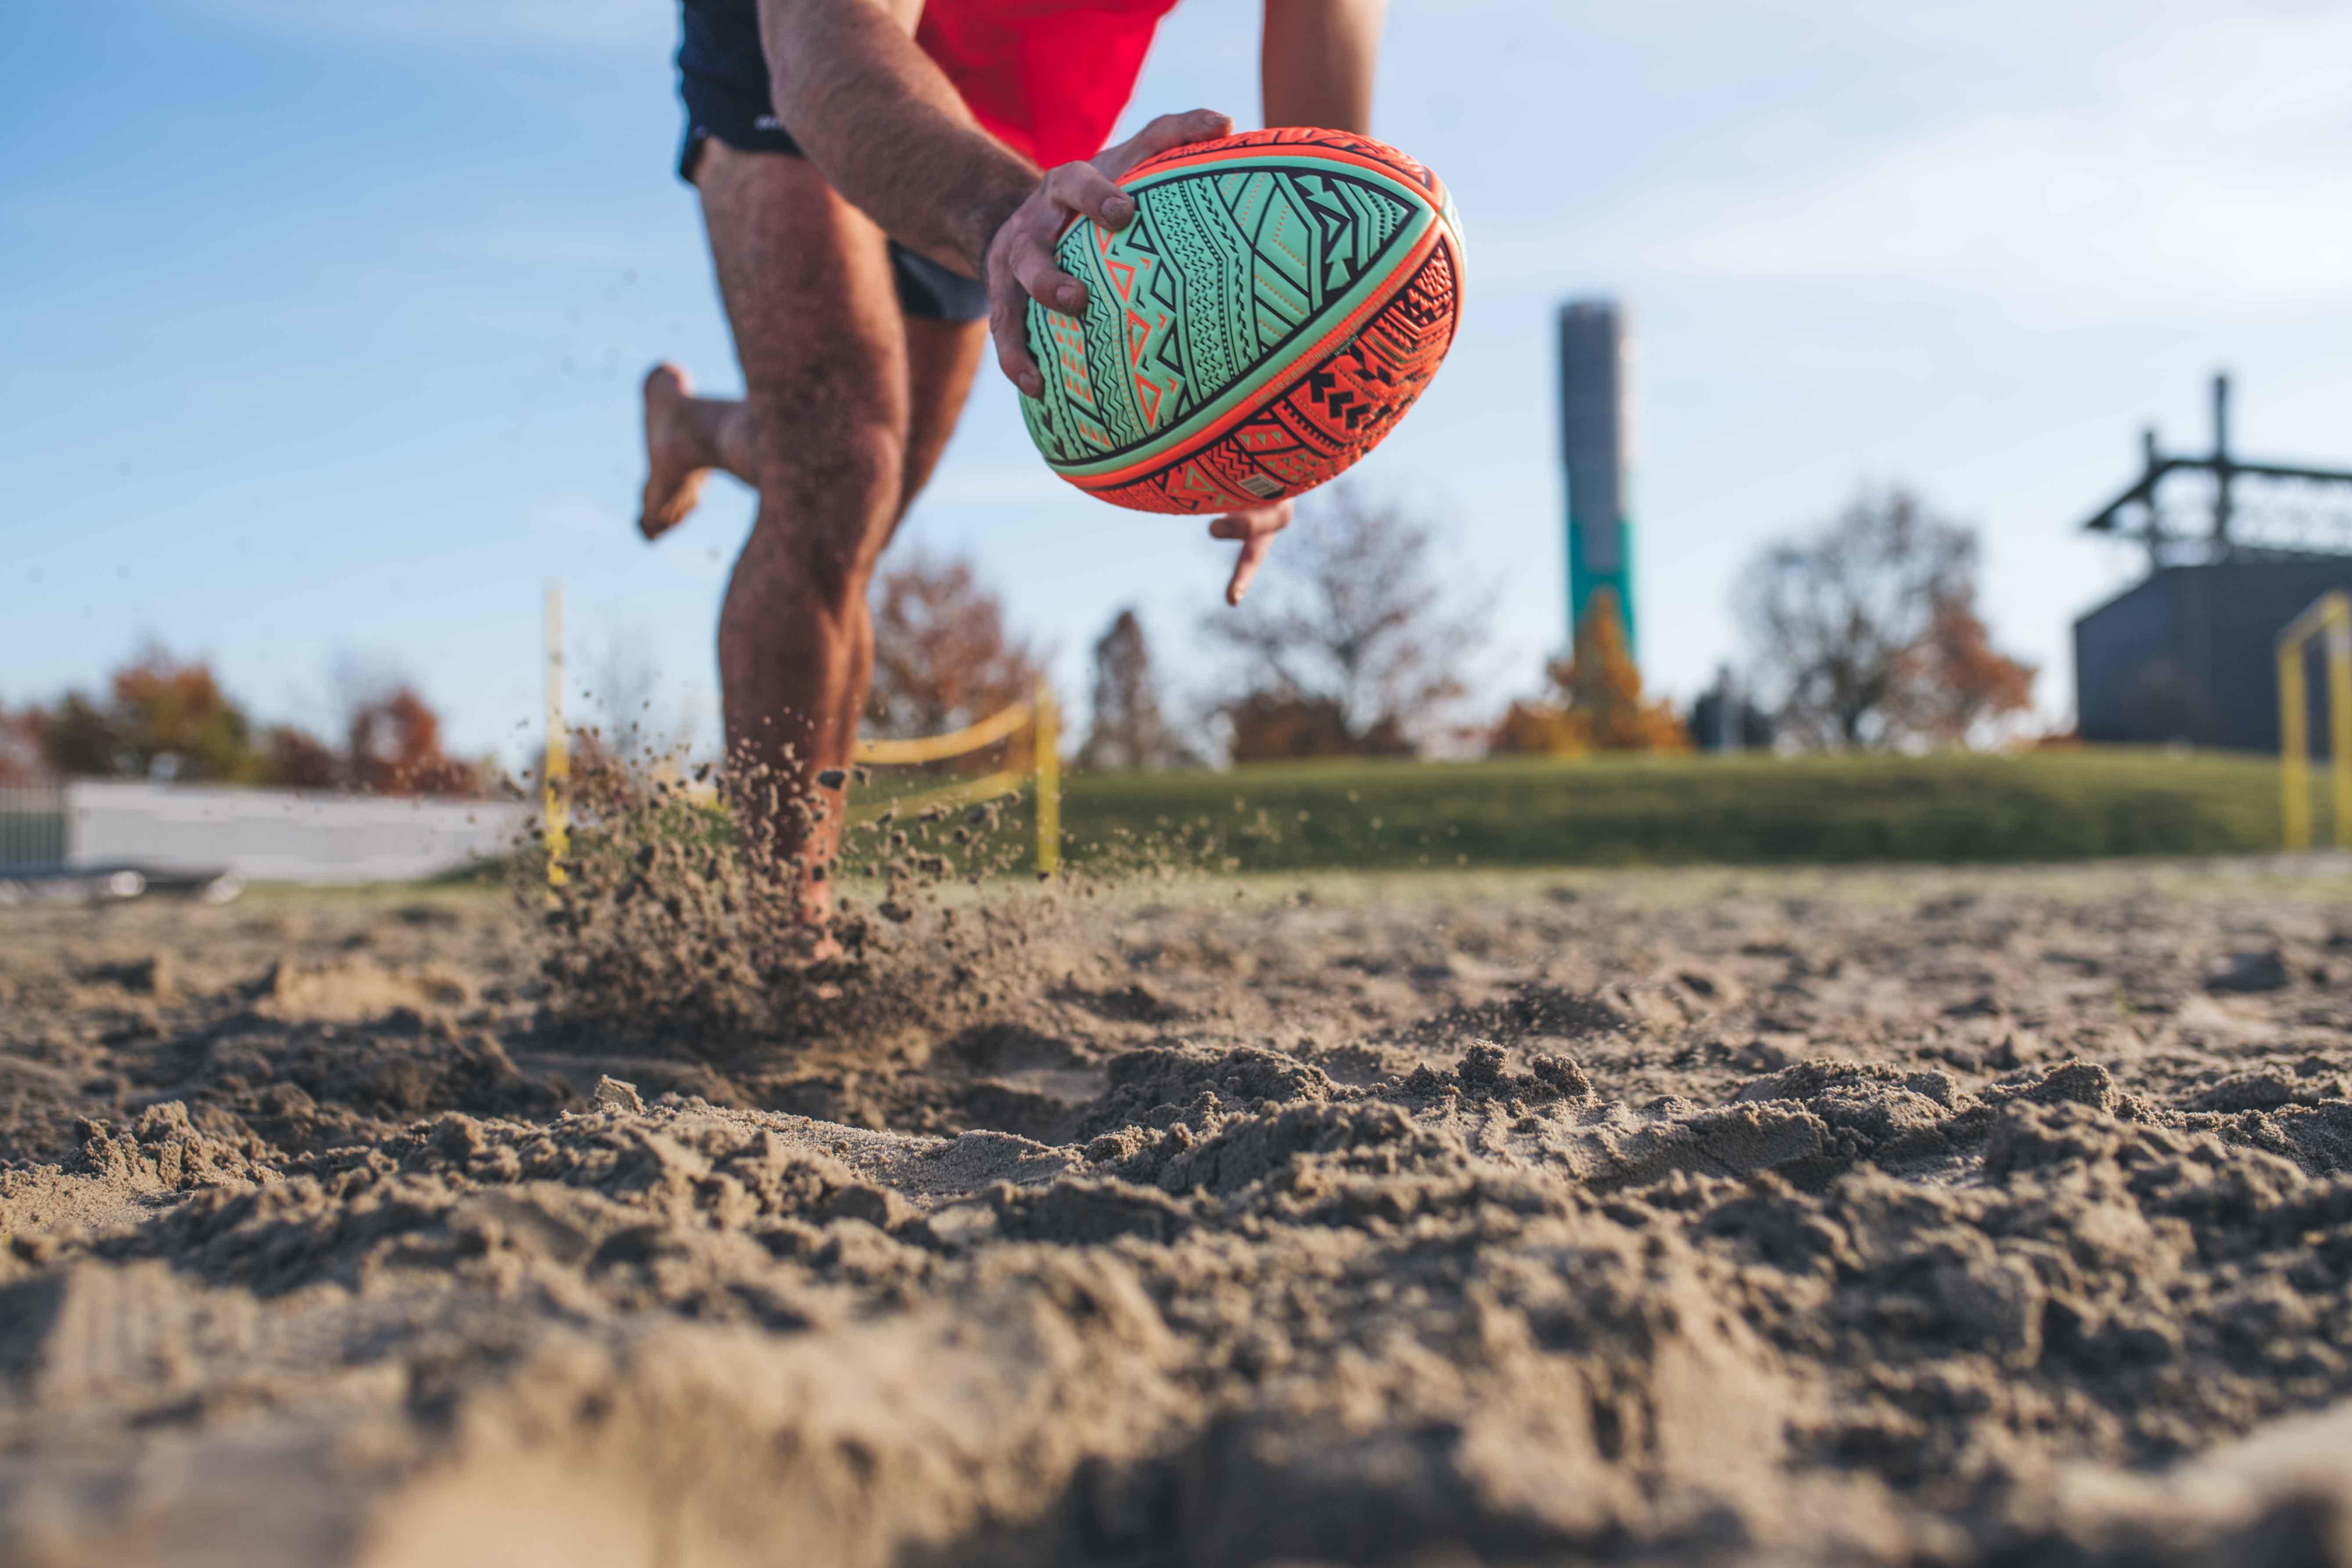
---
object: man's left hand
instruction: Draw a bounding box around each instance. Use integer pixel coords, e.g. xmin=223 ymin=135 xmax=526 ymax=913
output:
xmin=985 ymin=108 xmax=1234 ymax=396
xmin=1208 ymin=500 xmax=1292 ymax=606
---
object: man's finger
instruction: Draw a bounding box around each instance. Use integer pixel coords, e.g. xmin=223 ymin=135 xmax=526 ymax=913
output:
xmin=1042 ymin=162 xmax=1135 ymax=230
xmin=1226 ymin=531 xmax=1275 ymax=606
xmin=1011 ymin=233 xmax=1086 ymax=313
xmin=988 ymin=285 xmax=1045 ymax=396
xmin=1100 ymin=108 xmax=1235 ymax=179
xmin=993 ymin=331 xmax=1044 ymax=397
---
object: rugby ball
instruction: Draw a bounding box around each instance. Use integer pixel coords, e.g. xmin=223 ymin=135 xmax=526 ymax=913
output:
xmin=1020 ymin=128 xmax=1465 ymax=513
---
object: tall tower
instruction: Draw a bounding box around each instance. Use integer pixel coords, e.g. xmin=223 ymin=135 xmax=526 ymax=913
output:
xmin=1557 ymin=300 xmax=1634 ymax=652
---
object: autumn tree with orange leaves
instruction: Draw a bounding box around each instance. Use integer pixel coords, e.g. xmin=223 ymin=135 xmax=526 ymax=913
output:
xmin=102 ymin=647 xmax=255 ymax=781
xmin=23 ymin=647 xmax=267 ymax=782
xmin=0 ymin=708 xmax=46 ymax=785
xmin=346 ymin=686 xmax=482 ymax=796
xmin=259 ymin=725 xmax=341 ymax=790
xmin=865 ymin=551 xmax=1049 ymax=772
xmin=14 ymin=645 xmax=482 ymax=794
xmin=1738 ymin=485 xmax=2036 ymax=749
xmin=1490 ymin=589 xmax=1688 ymax=757
xmin=1893 ymin=583 xmax=2040 ymax=744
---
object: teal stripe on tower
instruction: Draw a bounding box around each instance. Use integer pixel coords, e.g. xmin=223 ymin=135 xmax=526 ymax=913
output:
xmin=1558 ymin=300 xmax=1634 ymax=653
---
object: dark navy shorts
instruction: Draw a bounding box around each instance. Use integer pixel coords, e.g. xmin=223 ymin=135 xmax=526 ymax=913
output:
xmin=675 ymin=0 xmax=990 ymax=322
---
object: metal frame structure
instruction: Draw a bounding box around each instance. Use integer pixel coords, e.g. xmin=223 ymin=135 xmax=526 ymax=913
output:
xmin=2079 ymin=374 xmax=2352 ymax=568
xmin=2278 ymin=590 xmax=2352 ymax=852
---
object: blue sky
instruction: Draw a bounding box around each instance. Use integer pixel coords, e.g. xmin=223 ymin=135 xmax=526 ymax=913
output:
xmin=7 ymin=0 xmax=2350 ymax=760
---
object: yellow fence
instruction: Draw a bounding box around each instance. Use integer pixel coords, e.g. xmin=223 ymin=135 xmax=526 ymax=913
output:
xmin=2279 ymin=589 xmax=2352 ymax=851
xmin=851 ymin=678 xmax=1060 ymax=875
xmin=540 ymin=583 xmax=1059 ymax=879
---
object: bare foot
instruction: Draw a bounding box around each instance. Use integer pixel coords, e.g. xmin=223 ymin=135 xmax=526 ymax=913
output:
xmin=638 ymin=362 xmax=709 ymax=542
xmin=795 ymin=889 xmax=845 ymax=964
xmin=785 ymin=924 xmax=846 ymax=993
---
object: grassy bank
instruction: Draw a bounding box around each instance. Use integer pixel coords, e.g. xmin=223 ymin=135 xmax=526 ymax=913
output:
xmin=524 ymin=746 xmax=2296 ymax=884
xmin=1020 ymin=747 xmax=2297 ymax=872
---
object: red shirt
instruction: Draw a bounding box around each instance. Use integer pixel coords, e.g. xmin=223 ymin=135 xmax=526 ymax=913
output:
xmin=915 ymin=0 xmax=1183 ymax=169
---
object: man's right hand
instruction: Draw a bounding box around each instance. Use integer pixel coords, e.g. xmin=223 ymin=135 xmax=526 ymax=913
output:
xmin=984 ymin=108 xmax=1234 ymax=396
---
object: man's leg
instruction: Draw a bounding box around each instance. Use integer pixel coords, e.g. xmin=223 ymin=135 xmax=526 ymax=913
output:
xmin=639 ymin=292 xmax=986 ymax=539
xmin=690 ymin=141 xmax=919 ymax=911
xmin=830 ymin=316 xmax=987 ymax=764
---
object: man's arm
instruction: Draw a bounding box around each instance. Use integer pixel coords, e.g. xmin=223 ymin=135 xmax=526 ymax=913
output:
xmin=757 ymin=0 xmax=1226 ymax=395
xmin=1261 ymin=0 xmax=1386 ymax=133
xmin=756 ymin=0 xmax=1033 ymax=281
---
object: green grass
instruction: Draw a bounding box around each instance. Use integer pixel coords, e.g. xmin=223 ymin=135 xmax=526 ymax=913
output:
xmin=1029 ymin=747 xmax=2302 ymax=872
xmin=505 ymin=747 xmax=2301 ymax=888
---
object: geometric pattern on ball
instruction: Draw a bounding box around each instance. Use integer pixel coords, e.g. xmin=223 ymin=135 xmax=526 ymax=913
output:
xmin=1020 ymin=128 xmax=1467 ymax=515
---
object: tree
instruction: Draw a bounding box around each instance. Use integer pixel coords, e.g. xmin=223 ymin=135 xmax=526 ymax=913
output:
xmin=346 ymin=686 xmax=481 ymax=796
xmin=0 ymin=708 xmax=47 ymax=785
xmin=866 ymin=551 xmax=1049 ymax=768
xmin=1892 ymin=582 xmax=2038 ymax=744
xmin=1227 ymin=693 xmax=1412 ymax=763
xmin=15 ymin=645 xmax=480 ymax=794
xmin=258 ymin=725 xmax=340 ymax=790
xmin=1738 ymin=485 xmax=2033 ymax=750
xmin=106 ymin=647 xmax=255 ymax=781
xmin=1203 ymin=485 xmax=1483 ymax=760
xmin=1488 ymin=699 xmax=1580 ymax=757
xmin=1487 ymin=589 xmax=1688 ymax=756
xmin=25 ymin=648 xmax=257 ymax=782
xmin=1549 ymin=589 xmax=1689 ymax=751
xmin=35 ymin=693 xmax=119 ymax=778
xmin=1077 ymin=608 xmax=1185 ymax=771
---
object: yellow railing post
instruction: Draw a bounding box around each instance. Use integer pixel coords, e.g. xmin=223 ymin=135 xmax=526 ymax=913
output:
xmin=2328 ymin=599 xmax=2352 ymax=848
xmin=1034 ymin=676 xmax=1060 ymax=877
xmin=2277 ymin=589 xmax=2352 ymax=853
xmin=543 ymin=581 xmax=569 ymax=886
xmin=2283 ymin=639 xmax=2312 ymax=851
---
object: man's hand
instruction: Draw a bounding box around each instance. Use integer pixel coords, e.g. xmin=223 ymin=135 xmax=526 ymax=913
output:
xmin=985 ymin=108 xmax=1233 ymax=396
xmin=1208 ymin=500 xmax=1293 ymax=606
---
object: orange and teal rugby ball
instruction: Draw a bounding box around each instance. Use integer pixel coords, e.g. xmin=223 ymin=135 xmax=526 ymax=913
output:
xmin=1020 ymin=128 xmax=1466 ymax=514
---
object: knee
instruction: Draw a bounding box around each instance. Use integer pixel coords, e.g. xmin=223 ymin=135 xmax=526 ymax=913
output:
xmin=750 ymin=418 xmax=905 ymax=603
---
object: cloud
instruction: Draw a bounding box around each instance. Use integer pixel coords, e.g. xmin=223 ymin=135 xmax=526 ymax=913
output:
xmin=1450 ymin=1 xmax=2352 ymax=316
xmin=1654 ymin=114 xmax=2352 ymax=312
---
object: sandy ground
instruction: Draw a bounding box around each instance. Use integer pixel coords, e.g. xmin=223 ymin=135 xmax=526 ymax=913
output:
xmin=6 ymin=859 xmax=2352 ymax=1566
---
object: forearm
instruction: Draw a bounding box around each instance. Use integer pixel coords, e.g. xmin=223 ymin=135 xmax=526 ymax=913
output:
xmin=1260 ymin=0 xmax=1385 ymax=132
xmin=758 ymin=0 xmax=1035 ymax=276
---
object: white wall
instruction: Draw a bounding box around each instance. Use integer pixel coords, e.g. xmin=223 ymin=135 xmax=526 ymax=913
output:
xmin=65 ymin=781 xmax=528 ymax=884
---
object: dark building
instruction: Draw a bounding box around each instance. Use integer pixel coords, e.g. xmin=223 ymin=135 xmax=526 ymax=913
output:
xmin=2071 ymin=374 xmax=2352 ymax=754
xmin=2077 ymin=560 xmax=2352 ymax=752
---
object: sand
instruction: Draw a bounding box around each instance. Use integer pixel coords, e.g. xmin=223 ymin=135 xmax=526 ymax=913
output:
xmin=4 ymin=860 xmax=2352 ymax=1566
